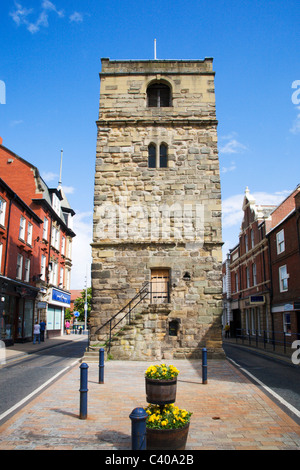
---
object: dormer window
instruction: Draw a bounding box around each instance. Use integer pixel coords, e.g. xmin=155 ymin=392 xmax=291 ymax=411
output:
xmin=52 ymin=193 xmax=61 ymax=215
xmin=147 ymin=83 xmax=171 ymax=107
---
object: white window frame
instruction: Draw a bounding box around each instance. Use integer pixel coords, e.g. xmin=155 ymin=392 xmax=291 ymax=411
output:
xmin=0 ymin=243 xmax=3 ymax=273
xmin=283 ymin=312 xmax=291 ymax=335
xmin=19 ymin=216 xmax=26 ymax=241
xmin=251 ymin=308 xmax=255 ymax=335
xmin=43 ymin=217 xmax=49 ymax=240
xmin=235 ymin=272 xmax=238 ymax=292
xmin=66 ymin=269 xmax=70 ymax=290
xmin=279 ymin=265 xmax=289 ymax=292
xmin=246 ymin=266 xmax=250 ymax=288
xmin=41 ymin=255 xmax=46 ymax=281
xmin=16 ymin=254 xmax=23 ymax=279
xmin=24 ymin=258 xmax=30 ymax=282
xmin=276 ymin=229 xmax=285 ymax=254
xmin=257 ymin=308 xmax=261 ymax=336
xmin=251 ymin=229 xmax=255 ymax=248
xmin=60 ymin=267 xmax=64 ymax=287
xmin=51 ymin=261 xmax=58 ymax=286
xmin=61 ymin=236 xmax=65 ymax=256
xmin=27 ymin=222 xmax=33 ymax=246
xmin=252 ymin=263 xmax=257 ymax=286
xmin=245 ymin=234 xmax=248 ymax=253
xmin=0 ymin=197 xmax=6 ymax=226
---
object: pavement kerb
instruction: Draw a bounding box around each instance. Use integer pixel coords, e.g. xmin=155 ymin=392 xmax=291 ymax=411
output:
xmin=1 ymin=334 xmax=88 ymax=367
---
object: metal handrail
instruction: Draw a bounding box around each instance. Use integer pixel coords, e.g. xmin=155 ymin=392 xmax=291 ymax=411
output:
xmin=95 ymin=279 xmax=171 ymax=352
xmin=232 ymin=328 xmax=300 ymax=355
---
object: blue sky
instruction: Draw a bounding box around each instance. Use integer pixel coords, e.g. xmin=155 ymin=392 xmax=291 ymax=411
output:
xmin=0 ymin=0 xmax=299 ymax=288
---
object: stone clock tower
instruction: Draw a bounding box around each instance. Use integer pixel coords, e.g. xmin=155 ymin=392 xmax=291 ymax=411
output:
xmin=90 ymin=58 xmax=224 ymax=360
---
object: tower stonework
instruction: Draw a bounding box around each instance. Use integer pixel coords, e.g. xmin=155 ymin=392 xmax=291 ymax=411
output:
xmin=90 ymin=58 xmax=224 ymax=360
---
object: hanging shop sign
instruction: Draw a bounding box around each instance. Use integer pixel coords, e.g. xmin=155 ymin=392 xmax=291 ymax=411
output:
xmin=51 ymin=288 xmax=71 ymax=306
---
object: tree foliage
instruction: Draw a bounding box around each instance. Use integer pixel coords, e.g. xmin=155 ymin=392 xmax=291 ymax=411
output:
xmin=73 ymin=287 xmax=92 ymax=323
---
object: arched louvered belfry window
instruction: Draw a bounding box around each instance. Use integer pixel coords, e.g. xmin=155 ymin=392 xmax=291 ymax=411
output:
xmin=159 ymin=143 xmax=168 ymax=168
xmin=147 ymin=83 xmax=171 ymax=107
xmin=148 ymin=143 xmax=156 ymax=168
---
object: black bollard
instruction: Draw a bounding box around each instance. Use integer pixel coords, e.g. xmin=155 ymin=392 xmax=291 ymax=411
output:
xmin=79 ymin=363 xmax=89 ymax=419
xmin=129 ymin=407 xmax=147 ymax=450
xmin=202 ymin=347 xmax=207 ymax=384
xmin=99 ymin=348 xmax=104 ymax=384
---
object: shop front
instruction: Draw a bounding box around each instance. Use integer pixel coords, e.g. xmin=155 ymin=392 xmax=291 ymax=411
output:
xmin=46 ymin=287 xmax=71 ymax=337
xmin=0 ymin=277 xmax=39 ymax=345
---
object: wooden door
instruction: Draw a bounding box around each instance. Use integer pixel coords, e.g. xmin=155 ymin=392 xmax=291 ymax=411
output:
xmin=151 ymin=269 xmax=170 ymax=304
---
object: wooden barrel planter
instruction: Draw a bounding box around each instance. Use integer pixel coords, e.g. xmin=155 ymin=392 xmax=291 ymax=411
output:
xmin=146 ymin=423 xmax=189 ymax=450
xmin=145 ymin=377 xmax=177 ymax=405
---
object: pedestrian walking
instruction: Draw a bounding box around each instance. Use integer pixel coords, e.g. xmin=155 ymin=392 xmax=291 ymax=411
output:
xmin=225 ymin=323 xmax=230 ymax=338
xmin=65 ymin=320 xmax=70 ymax=335
xmin=40 ymin=320 xmax=46 ymax=342
xmin=33 ymin=322 xmax=41 ymax=344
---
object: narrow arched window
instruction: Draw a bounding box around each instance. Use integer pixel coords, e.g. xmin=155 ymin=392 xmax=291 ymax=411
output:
xmin=147 ymin=83 xmax=171 ymax=107
xmin=159 ymin=143 xmax=168 ymax=168
xmin=148 ymin=144 xmax=156 ymax=168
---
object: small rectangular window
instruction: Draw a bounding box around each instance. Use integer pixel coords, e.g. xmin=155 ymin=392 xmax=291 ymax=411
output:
xmin=279 ymin=265 xmax=288 ymax=292
xmin=16 ymin=254 xmax=23 ymax=279
xmin=19 ymin=216 xmax=26 ymax=241
xmin=0 ymin=197 xmax=6 ymax=226
xmin=27 ymin=222 xmax=33 ymax=245
xmin=159 ymin=144 xmax=168 ymax=168
xmin=148 ymin=144 xmax=156 ymax=168
xmin=276 ymin=229 xmax=285 ymax=254
xmin=24 ymin=258 xmax=30 ymax=282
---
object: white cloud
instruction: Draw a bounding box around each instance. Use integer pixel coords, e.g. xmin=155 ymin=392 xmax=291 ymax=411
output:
xmin=10 ymin=2 xmax=33 ymax=26
xmin=42 ymin=0 xmax=64 ymax=17
xmin=41 ymin=171 xmax=58 ymax=182
xmin=219 ymin=132 xmax=248 ymax=155
xmin=69 ymin=12 xmax=84 ymax=23
xmin=10 ymin=1 xmax=69 ymax=34
xmin=222 ymin=190 xmax=290 ymax=229
xmin=10 ymin=119 xmax=24 ymax=126
xmin=62 ymin=185 xmax=75 ymax=194
xmin=290 ymin=106 xmax=300 ymax=134
xmin=221 ymin=161 xmax=236 ymax=174
xmin=221 ymin=189 xmax=291 ymax=260
xmin=71 ymin=211 xmax=92 ymax=289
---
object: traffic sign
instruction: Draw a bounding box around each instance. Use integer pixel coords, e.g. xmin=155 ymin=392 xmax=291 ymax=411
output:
xmin=74 ymin=311 xmax=80 ymax=317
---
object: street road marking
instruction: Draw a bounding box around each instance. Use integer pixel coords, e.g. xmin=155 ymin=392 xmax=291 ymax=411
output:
xmin=227 ymin=357 xmax=300 ymax=419
xmin=0 ymin=359 xmax=80 ymax=423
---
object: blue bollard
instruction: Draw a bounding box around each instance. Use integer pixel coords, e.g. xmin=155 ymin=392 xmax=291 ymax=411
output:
xmin=129 ymin=407 xmax=147 ymax=450
xmin=79 ymin=363 xmax=89 ymax=419
xmin=99 ymin=348 xmax=104 ymax=384
xmin=202 ymin=347 xmax=207 ymax=384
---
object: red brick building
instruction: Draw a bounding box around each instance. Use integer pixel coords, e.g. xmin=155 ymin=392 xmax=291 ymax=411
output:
xmin=267 ymin=188 xmax=300 ymax=343
xmin=223 ymin=185 xmax=300 ymax=345
xmin=0 ymin=178 xmax=42 ymax=344
xmin=225 ymin=188 xmax=276 ymax=338
xmin=0 ymin=143 xmax=75 ymax=343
